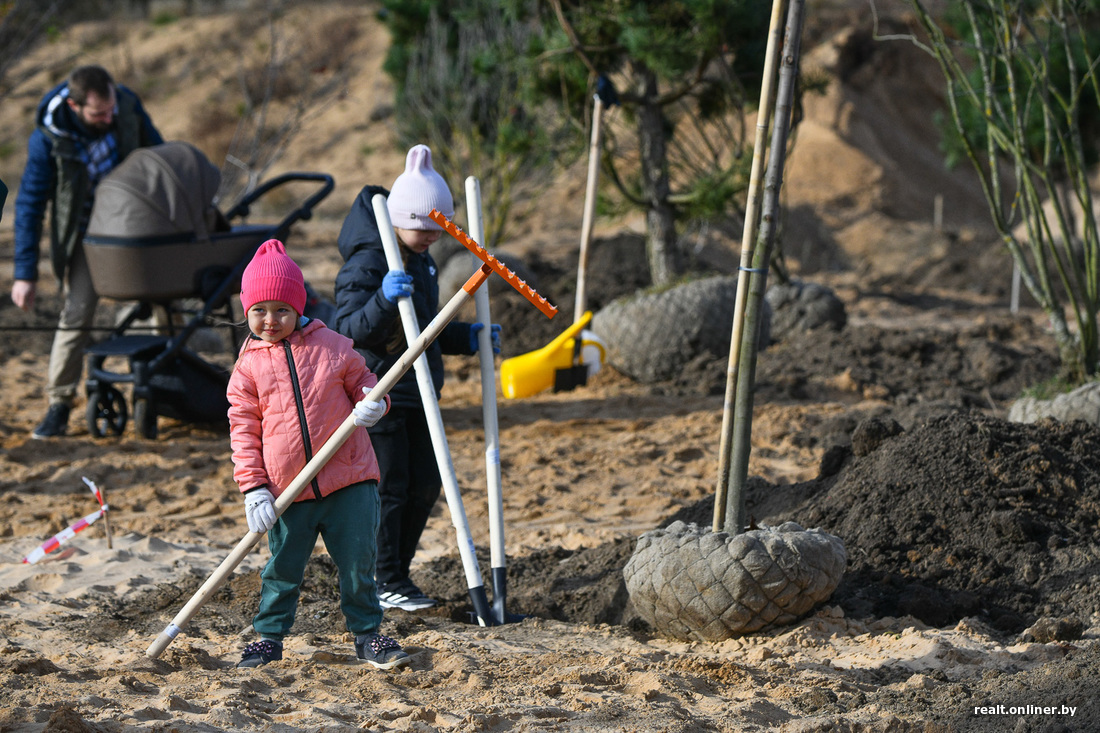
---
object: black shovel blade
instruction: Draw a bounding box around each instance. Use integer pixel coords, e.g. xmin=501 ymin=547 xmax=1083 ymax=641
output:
xmin=553 ymin=365 xmax=588 ymax=392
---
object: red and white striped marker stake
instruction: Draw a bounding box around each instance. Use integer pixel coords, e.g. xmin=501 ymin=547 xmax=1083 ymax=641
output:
xmin=22 ymin=477 xmax=111 ymax=564
xmin=83 ymin=477 xmax=112 ymax=548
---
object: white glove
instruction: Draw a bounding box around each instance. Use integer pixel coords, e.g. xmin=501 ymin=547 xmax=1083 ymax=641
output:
xmin=353 ymin=388 xmax=386 ymax=428
xmin=244 ymin=488 xmax=277 ymax=534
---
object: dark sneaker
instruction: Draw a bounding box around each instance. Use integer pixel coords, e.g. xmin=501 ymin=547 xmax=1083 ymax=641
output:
xmin=32 ymin=404 xmax=70 ymax=439
xmin=377 ymin=581 xmax=437 ymax=611
xmin=237 ymin=639 xmax=283 ymax=668
xmin=355 ymin=632 xmax=410 ymax=670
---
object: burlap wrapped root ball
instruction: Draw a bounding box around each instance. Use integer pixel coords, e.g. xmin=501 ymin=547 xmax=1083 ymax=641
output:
xmin=623 ymin=521 xmax=846 ymax=641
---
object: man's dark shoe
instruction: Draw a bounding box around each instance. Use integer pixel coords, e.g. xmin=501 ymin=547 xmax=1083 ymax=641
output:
xmin=237 ymin=639 xmax=283 ymax=668
xmin=32 ymin=404 xmax=70 ymax=439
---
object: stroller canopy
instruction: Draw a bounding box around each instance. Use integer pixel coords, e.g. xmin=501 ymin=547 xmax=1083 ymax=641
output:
xmin=87 ymin=141 xmax=222 ymax=242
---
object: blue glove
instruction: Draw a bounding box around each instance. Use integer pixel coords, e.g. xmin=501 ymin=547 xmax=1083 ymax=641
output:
xmin=596 ymin=74 xmax=620 ymax=107
xmin=470 ymin=323 xmax=501 ymax=354
xmin=382 ymin=271 xmax=414 ymax=302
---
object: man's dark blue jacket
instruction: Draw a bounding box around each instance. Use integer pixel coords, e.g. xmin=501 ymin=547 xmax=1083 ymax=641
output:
xmin=14 ymin=80 xmax=162 ymax=283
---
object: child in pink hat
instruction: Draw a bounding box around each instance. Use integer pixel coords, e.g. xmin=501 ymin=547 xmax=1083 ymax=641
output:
xmin=227 ymin=238 xmax=409 ymax=670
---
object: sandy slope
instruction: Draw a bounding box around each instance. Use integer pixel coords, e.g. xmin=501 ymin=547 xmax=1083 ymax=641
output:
xmin=0 ymin=3 xmax=1096 ymax=732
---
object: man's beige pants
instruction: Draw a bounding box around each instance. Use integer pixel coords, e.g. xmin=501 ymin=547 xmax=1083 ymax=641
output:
xmin=47 ymin=241 xmax=98 ymax=407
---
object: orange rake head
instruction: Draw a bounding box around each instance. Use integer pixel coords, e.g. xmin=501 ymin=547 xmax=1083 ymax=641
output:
xmin=430 ymin=209 xmax=558 ymax=319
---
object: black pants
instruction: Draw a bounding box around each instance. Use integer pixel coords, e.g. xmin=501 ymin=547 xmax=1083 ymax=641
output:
xmin=369 ymin=405 xmax=442 ymax=586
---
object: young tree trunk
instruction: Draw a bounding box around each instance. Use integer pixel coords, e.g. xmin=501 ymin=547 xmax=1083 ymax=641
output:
xmin=634 ymin=63 xmax=682 ymax=285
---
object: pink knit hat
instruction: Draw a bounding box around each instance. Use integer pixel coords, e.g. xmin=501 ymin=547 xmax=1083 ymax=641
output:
xmin=240 ymin=239 xmax=307 ymax=315
xmin=386 ymin=144 xmax=454 ymax=231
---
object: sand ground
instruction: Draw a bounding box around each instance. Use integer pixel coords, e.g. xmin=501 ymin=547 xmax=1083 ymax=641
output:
xmin=0 ymin=3 xmax=1096 ymax=731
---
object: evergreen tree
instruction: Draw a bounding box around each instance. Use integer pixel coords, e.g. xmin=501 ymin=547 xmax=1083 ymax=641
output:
xmin=537 ymin=0 xmax=770 ymax=284
xmin=381 ymin=0 xmax=772 ymax=282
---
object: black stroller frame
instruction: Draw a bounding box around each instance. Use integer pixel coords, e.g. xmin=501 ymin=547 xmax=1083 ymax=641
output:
xmin=83 ymin=148 xmax=334 ymax=440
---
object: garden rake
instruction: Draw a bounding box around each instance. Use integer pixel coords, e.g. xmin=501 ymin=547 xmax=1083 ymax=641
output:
xmin=146 ymin=211 xmax=555 ymax=659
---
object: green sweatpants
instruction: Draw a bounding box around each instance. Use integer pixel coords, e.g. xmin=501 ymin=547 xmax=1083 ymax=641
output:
xmin=252 ymin=480 xmax=382 ymax=640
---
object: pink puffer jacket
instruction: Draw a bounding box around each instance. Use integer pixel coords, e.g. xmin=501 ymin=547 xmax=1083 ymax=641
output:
xmin=227 ymin=318 xmax=387 ymax=501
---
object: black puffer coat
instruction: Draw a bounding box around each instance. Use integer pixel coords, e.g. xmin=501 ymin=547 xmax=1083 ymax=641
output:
xmin=333 ymin=184 xmax=474 ymax=409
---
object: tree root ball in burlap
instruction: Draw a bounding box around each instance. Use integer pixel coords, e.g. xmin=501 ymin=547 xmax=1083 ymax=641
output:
xmin=1008 ymin=379 xmax=1100 ymax=426
xmin=623 ymin=520 xmax=847 ymax=642
xmin=591 ymin=276 xmax=771 ymax=385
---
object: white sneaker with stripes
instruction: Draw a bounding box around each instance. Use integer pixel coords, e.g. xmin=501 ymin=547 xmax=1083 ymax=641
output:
xmin=377 ymin=581 xmax=437 ymax=611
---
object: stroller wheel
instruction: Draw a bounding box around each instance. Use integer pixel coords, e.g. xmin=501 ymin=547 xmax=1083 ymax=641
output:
xmin=86 ymin=387 xmax=128 ymax=438
xmin=134 ymin=397 xmax=158 ymax=440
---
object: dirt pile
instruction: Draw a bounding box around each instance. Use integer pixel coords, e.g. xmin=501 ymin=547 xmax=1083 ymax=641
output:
xmin=792 ymin=412 xmax=1100 ymax=633
xmin=416 ymin=410 xmax=1100 ymax=642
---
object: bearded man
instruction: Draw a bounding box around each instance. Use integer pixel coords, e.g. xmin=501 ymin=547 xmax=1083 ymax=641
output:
xmin=12 ymin=64 xmax=163 ymax=438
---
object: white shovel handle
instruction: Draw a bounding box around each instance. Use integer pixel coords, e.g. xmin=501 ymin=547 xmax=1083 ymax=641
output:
xmin=373 ymin=194 xmax=484 ymax=594
xmin=465 ymin=178 xmax=506 ymax=570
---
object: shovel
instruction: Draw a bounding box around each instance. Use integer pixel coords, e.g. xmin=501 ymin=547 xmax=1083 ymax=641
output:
xmin=574 ymin=75 xmax=618 ymax=321
xmin=499 ymin=78 xmax=614 ymax=401
xmin=465 ymin=176 xmax=520 ymax=625
xmin=375 ymin=193 xmax=494 ymax=626
xmin=498 ymin=312 xmax=606 ymax=400
xmin=145 ymin=211 xmax=555 ymax=659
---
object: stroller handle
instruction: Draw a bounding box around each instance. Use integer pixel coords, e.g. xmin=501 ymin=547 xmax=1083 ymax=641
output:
xmin=140 ymin=172 xmax=334 ymax=377
xmin=222 ymin=172 xmax=335 ymax=234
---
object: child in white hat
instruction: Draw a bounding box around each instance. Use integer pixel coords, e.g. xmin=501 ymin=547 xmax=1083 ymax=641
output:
xmin=332 ymin=145 xmax=500 ymax=611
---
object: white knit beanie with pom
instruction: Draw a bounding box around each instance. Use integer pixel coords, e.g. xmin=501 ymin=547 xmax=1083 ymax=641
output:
xmin=386 ymin=144 xmax=454 ymax=231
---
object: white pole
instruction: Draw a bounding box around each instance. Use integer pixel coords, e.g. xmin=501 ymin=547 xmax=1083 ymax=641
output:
xmin=372 ymin=193 xmax=493 ymax=626
xmin=465 ymin=177 xmax=510 ymax=624
xmin=574 ymin=94 xmax=604 ymax=322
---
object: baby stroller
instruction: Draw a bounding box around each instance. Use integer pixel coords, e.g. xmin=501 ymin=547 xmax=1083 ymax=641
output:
xmin=81 ymin=141 xmax=334 ymax=439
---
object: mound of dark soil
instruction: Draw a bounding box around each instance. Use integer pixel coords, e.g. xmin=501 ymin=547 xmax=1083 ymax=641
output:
xmin=754 ymin=314 xmax=1059 ymax=407
xmin=416 ymin=539 xmax=637 ymax=627
xmin=418 ymin=411 xmax=1100 ymax=639
xmin=792 ymin=411 xmax=1100 ymax=633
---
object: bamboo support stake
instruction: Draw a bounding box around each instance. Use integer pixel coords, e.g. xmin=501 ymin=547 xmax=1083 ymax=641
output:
xmin=714 ymin=0 xmax=790 ymax=532
xmin=724 ymin=0 xmax=806 ymax=535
